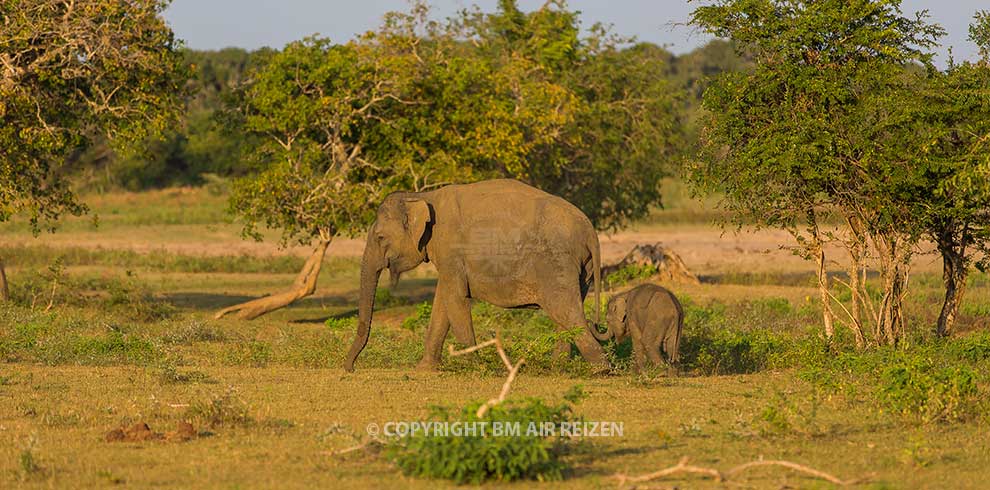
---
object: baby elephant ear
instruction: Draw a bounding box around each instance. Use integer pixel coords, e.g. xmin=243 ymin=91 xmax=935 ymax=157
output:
xmin=614 ymin=295 xmax=629 ymax=321
xmin=402 ymin=198 xmax=432 ymax=249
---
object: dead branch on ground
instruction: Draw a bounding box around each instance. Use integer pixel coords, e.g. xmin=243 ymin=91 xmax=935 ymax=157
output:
xmin=614 ymin=456 xmax=870 ymax=487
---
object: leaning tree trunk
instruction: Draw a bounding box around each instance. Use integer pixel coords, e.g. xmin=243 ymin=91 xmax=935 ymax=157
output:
xmin=0 ymin=256 xmax=9 ymax=301
xmin=214 ymin=239 xmax=332 ymax=320
xmin=936 ymin=230 xmax=969 ymax=337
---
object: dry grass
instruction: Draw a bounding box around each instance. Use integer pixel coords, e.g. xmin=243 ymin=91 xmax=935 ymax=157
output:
xmin=1 ymin=186 xmax=989 ymax=488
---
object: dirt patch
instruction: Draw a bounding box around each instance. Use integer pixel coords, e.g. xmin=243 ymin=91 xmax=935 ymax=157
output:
xmin=105 ymin=421 xmax=199 ymax=443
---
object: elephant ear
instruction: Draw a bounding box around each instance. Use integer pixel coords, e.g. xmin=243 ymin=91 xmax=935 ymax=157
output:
xmin=615 ymin=295 xmax=629 ymax=322
xmin=402 ymin=198 xmax=432 ymax=250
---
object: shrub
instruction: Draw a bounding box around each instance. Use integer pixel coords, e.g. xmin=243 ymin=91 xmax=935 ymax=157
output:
xmin=606 ymin=264 xmax=658 ymax=288
xmin=325 ymin=316 xmax=356 ymax=331
xmin=947 ymin=332 xmax=990 ymax=362
xmin=386 ymin=387 xmax=587 ymax=484
xmin=401 ymin=302 xmax=432 ymax=332
xmin=879 ymin=356 xmax=981 ymax=423
xmin=681 ymin=326 xmax=790 ymax=375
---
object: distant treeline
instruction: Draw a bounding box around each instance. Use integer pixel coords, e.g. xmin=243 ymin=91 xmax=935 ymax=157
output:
xmin=69 ymin=41 xmax=746 ymax=191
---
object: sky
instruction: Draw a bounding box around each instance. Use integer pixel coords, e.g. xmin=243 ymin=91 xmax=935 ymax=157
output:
xmin=164 ymin=1 xmax=986 ymax=66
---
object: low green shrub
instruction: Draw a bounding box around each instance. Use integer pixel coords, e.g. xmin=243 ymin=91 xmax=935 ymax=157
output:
xmin=324 ymin=316 xmax=356 ymax=331
xmin=946 ymin=332 xmax=990 ymax=362
xmin=386 ymin=386 xmax=587 ymax=484
xmin=681 ymin=326 xmax=790 ymax=375
xmin=605 ymin=264 xmax=657 ymax=288
xmin=879 ymin=356 xmax=981 ymax=423
xmin=401 ymin=302 xmax=432 ymax=332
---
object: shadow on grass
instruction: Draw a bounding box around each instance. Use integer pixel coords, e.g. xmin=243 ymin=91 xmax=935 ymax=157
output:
xmin=289 ymin=308 xmax=358 ymax=324
xmin=699 ymin=270 xmax=880 ymax=287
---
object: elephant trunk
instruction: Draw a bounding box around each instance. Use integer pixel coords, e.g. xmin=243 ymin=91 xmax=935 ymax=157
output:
xmin=343 ymin=231 xmax=385 ymax=372
xmin=590 ymin=325 xmax=613 ymax=342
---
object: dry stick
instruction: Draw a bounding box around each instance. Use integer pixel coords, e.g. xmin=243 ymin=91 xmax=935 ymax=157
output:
xmin=448 ymin=333 xmax=525 ymax=417
xmin=43 ymin=275 xmax=58 ymax=312
xmin=725 ymin=459 xmax=866 ymax=486
xmin=325 ymin=435 xmax=385 ymax=457
xmin=615 ymin=457 xmax=724 ymax=486
xmin=615 ymin=456 xmax=867 ymax=487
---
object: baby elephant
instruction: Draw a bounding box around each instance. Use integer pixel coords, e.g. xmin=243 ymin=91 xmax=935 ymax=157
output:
xmin=594 ymin=284 xmax=684 ymax=372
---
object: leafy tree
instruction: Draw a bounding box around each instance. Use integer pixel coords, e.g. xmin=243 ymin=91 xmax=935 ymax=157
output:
xmin=214 ymin=9 xmax=476 ymax=319
xmin=66 ymin=47 xmax=267 ymax=190
xmin=690 ymin=0 xmax=943 ymax=346
xmin=453 ymin=0 xmax=680 ymax=229
xmin=0 ymin=0 xmax=185 ymax=298
xmin=218 ymin=1 xmax=681 ymax=319
xmin=912 ymin=12 xmax=990 ymax=336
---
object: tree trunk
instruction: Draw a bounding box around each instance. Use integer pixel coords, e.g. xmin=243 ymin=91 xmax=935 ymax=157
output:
xmin=845 ymin=247 xmax=867 ymax=349
xmin=874 ymin=235 xmax=909 ymax=346
xmin=936 ymin=231 xmax=969 ymax=337
xmin=813 ymin=242 xmax=835 ymax=342
xmin=0 ymin=257 xmax=9 ymax=301
xmin=844 ymin=217 xmax=867 ymax=349
xmin=214 ymin=239 xmax=332 ymax=320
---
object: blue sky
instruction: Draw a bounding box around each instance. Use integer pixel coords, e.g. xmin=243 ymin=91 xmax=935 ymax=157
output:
xmin=164 ymin=1 xmax=986 ymax=65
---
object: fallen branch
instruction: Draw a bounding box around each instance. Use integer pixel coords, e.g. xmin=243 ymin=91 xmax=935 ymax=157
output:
xmin=615 ymin=456 xmax=869 ymax=487
xmin=324 ymin=437 xmax=384 ymax=457
xmin=214 ymin=239 xmax=331 ymax=320
xmin=448 ymin=332 xmax=524 ymax=417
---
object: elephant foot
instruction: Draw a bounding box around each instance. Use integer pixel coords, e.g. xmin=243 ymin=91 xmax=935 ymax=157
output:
xmin=416 ymin=358 xmax=441 ymax=371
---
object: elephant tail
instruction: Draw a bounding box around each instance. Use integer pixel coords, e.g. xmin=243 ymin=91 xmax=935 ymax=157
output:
xmin=590 ymin=230 xmax=602 ymax=327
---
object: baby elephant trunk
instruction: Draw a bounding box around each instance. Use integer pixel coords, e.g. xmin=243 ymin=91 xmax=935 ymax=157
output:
xmin=589 ymin=324 xmax=613 ymax=342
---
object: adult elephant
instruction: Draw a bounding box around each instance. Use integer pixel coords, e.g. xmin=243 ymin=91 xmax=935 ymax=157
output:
xmin=342 ymin=179 xmax=608 ymax=372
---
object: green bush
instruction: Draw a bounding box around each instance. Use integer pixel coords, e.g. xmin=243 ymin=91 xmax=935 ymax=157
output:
xmin=386 ymin=387 xmax=587 ymax=484
xmin=324 ymin=316 xmax=356 ymax=331
xmin=681 ymin=326 xmax=790 ymax=375
xmin=879 ymin=356 xmax=981 ymax=423
xmin=946 ymin=332 xmax=990 ymax=362
xmin=401 ymin=302 xmax=432 ymax=332
xmin=605 ymin=264 xmax=657 ymax=288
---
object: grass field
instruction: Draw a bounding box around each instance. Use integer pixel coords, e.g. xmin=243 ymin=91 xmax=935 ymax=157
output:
xmin=2 ymin=185 xmax=989 ymax=489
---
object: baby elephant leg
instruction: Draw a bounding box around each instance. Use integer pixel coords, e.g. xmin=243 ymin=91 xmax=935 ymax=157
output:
xmin=645 ymin=341 xmax=664 ymax=368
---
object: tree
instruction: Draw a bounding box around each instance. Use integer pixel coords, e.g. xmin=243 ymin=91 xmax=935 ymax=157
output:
xmin=218 ymin=1 xmax=682 ymax=319
xmin=64 ymin=47 xmax=268 ymax=191
xmin=0 ymin=0 xmax=185 ymax=298
xmin=214 ymin=9 xmax=476 ymax=319
xmin=689 ymin=0 xmax=943 ymax=346
xmin=911 ymin=11 xmax=990 ymax=336
xmin=453 ymin=0 xmax=680 ymax=230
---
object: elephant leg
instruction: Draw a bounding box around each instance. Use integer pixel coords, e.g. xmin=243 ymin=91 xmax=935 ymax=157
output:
xmin=443 ymin=282 xmax=475 ymax=347
xmin=542 ymin=293 xmax=608 ymax=368
xmin=664 ymin=324 xmax=681 ymax=365
xmin=418 ymin=285 xmax=451 ymax=370
xmin=631 ymin=340 xmax=648 ymax=373
xmin=645 ymin=341 xmax=664 ymax=368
